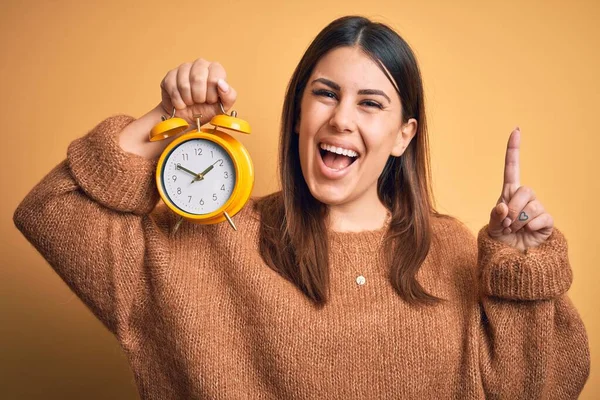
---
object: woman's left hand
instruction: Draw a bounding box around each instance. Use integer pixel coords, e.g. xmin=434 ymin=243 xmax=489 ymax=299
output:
xmin=487 ymin=127 xmax=554 ymax=252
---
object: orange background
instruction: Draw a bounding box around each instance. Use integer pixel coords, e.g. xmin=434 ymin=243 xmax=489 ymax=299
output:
xmin=1 ymin=0 xmax=598 ymax=398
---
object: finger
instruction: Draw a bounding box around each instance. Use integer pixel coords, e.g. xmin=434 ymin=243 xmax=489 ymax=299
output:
xmin=206 ymin=62 xmax=226 ymax=105
xmin=523 ymin=212 xmax=554 ymax=236
xmin=190 ymin=58 xmax=210 ymax=104
xmin=503 ymin=127 xmax=521 ymax=189
xmin=218 ymin=79 xmax=237 ymax=111
xmin=160 ymin=89 xmax=174 ymax=116
xmin=502 ymin=185 xmax=536 ymax=228
xmin=161 ymin=69 xmax=186 ymax=110
xmin=488 ymin=202 xmax=509 ymax=236
xmin=176 ymin=62 xmax=194 ymax=106
xmin=509 ymin=199 xmax=545 ymax=233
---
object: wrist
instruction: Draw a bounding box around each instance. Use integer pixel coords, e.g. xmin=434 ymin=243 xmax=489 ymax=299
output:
xmin=118 ymin=104 xmax=173 ymax=160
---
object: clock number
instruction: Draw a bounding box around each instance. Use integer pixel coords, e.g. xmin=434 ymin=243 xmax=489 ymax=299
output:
xmin=211 ymin=150 xmax=214 ymax=158
xmin=194 ymin=148 xmax=203 ymax=156
xmin=212 ymin=193 xmax=217 ymax=201
xmin=188 ymin=196 xmax=192 ymax=203
xmin=218 ymin=159 xmax=224 ymax=167
xmin=182 ymin=153 xmax=189 ymax=161
xmin=224 ymin=171 xmax=229 ymax=179
xmin=177 ymin=187 xmax=181 ymax=195
xmin=220 ymin=184 xmax=225 ymax=191
xmin=172 ymin=175 xmax=177 ymax=182
xmin=199 ymin=199 xmax=204 ymax=206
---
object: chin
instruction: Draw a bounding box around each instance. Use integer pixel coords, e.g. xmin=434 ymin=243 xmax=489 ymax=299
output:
xmin=306 ymin=181 xmax=353 ymax=206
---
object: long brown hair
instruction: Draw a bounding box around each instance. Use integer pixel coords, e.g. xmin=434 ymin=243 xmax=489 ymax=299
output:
xmin=256 ymin=16 xmax=451 ymax=306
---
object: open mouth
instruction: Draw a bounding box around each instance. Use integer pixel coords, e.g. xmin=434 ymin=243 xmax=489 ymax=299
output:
xmin=318 ymin=143 xmax=359 ymax=171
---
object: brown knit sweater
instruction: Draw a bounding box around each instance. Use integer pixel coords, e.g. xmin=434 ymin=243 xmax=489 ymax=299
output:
xmin=14 ymin=115 xmax=590 ymax=399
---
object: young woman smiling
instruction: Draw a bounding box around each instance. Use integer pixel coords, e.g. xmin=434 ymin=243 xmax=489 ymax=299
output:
xmin=14 ymin=15 xmax=589 ymax=399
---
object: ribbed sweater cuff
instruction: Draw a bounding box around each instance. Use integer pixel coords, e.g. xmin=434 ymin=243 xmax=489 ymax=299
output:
xmin=67 ymin=115 xmax=160 ymax=215
xmin=477 ymin=225 xmax=572 ymax=301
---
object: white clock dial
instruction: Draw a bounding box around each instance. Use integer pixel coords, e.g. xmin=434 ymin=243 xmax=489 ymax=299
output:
xmin=161 ymin=138 xmax=236 ymax=215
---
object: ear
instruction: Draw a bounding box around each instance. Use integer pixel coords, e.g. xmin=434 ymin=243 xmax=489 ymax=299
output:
xmin=391 ymin=118 xmax=417 ymax=157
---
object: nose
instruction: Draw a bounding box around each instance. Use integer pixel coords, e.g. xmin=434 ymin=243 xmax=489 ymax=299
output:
xmin=328 ymin=99 xmax=356 ymax=133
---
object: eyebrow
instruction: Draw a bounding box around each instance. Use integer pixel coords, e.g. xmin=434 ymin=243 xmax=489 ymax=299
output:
xmin=311 ymin=78 xmax=391 ymax=103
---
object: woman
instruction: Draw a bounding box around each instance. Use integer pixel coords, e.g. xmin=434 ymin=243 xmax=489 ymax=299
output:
xmin=14 ymin=15 xmax=589 ymax=399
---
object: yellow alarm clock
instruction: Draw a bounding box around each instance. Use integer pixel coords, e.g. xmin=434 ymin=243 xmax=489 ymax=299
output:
xmin=149 ymin=103 xmax=254 ymax=233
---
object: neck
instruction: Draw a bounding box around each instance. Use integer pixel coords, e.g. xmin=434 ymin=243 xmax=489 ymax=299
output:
xmin=327 ymin=199 xmax=390 ymax=232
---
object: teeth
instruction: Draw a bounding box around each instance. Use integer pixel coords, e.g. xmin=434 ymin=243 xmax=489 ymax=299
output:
xmin=319 ymin=143 xmax=358 ymax=157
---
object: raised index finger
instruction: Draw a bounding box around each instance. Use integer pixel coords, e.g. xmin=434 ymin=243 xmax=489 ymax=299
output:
xmin=503 ymin=127 xmax=521 ymax=188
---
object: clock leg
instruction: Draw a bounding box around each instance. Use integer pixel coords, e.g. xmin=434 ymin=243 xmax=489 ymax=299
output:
xmin=223 ymin=212 xmax=237 ymax=231
xmin=171 ymin=216 xmax=185 ymax=237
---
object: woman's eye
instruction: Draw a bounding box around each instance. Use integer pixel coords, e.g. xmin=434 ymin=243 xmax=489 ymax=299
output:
xmin=312 ymin=89 xmax=337 ymax=99
xmin=361 ymin=100 xmax=383 ymax=109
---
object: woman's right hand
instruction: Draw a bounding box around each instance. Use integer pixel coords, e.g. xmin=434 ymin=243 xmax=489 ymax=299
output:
xmin=160 ymin=58 xmax=237 ymax=126
xmin=119 ymin=59 xmax=237 ymax=159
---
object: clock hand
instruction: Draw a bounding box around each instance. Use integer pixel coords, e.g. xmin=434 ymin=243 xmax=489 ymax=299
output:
xmin=176 ymin=164 xmax=200 ymax=177
xmin=176 ymin=164 xmax=203 ymax=183
xmin=192 ymin=159 xmax=223 ymax=182
xmin=198 ymin=165 xmax=214 ymax=177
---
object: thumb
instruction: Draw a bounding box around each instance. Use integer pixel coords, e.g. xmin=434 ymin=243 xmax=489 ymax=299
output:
xmin=217 ymin=79 xmax=237 ymax=112
xmin=488 ymin=202 xmax=508 ymax=236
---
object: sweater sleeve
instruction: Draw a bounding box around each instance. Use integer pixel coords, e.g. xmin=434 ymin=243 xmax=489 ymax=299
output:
xmin=475 ymin=225 xmax=590 ymax=399
xmin=13 ymin=115 xmax=166 ymax=337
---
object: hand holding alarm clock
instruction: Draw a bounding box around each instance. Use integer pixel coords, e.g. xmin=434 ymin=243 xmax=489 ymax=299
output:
xmin=119 ymin=59 xmax=254 ymax=234
xmin=158 ymin=59 xmax=239 ymax=127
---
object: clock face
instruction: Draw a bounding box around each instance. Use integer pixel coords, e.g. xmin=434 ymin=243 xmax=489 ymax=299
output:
xmin=161 ymin=138 xmax=237 ymax=215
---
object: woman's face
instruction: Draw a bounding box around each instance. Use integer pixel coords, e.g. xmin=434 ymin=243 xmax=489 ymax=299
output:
xmin=296 ymin=46 xmax=417 ymax=208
